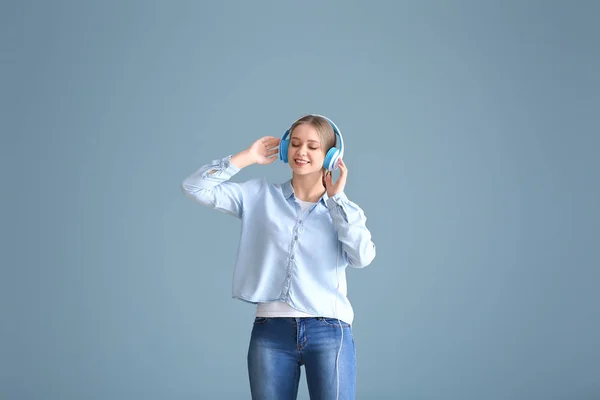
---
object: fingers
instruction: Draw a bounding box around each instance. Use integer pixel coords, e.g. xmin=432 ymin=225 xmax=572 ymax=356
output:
xmin=337 ymin=158 xmax=347 ymax=174
xmin=260 ymin=151 xmax=278 ymax=164
xmin=261 ymin=136 xmax=280 ymax=148
xmin=264 ymin=155 xmax=278 ymax=164
xmin=324 ymin=171 xmax=332 ymax=188
xmin=336 ymin=159 xmax=347 ymax=187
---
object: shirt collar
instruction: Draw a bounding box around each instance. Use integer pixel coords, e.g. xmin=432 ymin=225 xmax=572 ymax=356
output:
xmin=282 ymin=179 xmax=329 ymax=208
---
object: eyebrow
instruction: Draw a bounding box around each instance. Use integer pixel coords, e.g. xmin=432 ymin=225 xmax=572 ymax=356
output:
xmin=291 ymin=137 xmax=321 ymax=143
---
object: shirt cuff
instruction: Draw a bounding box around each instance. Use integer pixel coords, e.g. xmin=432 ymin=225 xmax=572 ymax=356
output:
xmin=204 ymin=155 xmax=241 ymax=177
xmin=326 ymin=191 xmax=349 ymax=207
xmin=221 ymin=154 xmax=241 ymax=174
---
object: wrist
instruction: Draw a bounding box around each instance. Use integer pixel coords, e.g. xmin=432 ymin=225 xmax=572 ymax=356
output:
xmin=231 ymin=149 xmax=255 ymax=169
xmin=327 ymin=186 xmax=345 ymax=198
xmin=328 ymin=190 xmax=347 ymax=201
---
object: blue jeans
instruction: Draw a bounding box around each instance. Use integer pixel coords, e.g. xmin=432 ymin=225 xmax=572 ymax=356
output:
xmin=247 ymin=317 xmax=356 ymax=400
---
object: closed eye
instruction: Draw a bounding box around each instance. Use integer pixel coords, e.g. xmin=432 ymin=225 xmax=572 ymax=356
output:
xmin=291 ymin=144 xmax=319 ymax=150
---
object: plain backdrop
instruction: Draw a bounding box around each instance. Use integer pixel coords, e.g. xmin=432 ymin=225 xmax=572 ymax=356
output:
xmin=1 ymin=1 xmax=599 ymax=399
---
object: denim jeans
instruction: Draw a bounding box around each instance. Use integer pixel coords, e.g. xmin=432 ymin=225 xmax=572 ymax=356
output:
xmin=247 ymin=317 xmax=356 ymax=400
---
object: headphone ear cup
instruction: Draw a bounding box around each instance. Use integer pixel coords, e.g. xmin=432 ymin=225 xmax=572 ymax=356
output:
xmin=324 ymin=147 xmax=340 ymax=171
xmin=279 ymin=139 xmax=290 ymax=163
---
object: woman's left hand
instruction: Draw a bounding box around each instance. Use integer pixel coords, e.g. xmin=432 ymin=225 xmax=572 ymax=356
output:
xmin=325 ymin=158 xmax=347 ymax=197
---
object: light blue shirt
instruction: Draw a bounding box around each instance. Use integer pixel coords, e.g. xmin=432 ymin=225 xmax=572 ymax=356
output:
xmin=181 ymin=155 xmax=376 ymax=324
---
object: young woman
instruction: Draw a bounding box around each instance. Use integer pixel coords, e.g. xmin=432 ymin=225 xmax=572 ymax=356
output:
xmin=181 ymin=114 xmax=376 ymax=400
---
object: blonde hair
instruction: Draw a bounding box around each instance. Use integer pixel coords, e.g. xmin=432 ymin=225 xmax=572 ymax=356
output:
xmin=289 ymin=115 xmax=337 ymax=187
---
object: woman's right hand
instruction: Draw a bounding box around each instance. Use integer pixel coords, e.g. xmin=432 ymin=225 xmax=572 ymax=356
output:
xmin=247 ymin=136 xmax=280 ymax=165
xmin=231 ymin=136 xmax=280 ymax=168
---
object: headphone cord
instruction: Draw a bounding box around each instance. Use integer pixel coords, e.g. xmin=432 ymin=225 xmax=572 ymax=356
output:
xmin=334 ymin=240 xmax=343 ymax=400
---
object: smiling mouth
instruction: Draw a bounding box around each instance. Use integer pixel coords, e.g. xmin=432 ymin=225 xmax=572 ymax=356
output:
xmin=294 ymin=159 xmax=310 ymax=166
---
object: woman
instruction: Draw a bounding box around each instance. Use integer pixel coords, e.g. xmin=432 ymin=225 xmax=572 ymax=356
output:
xmin=181 ymin=114 xmax=376 ymax=400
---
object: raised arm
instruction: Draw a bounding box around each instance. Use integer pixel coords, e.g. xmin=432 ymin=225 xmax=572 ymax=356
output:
xmin=181 ymin=136 xmax=280 ymax=219
xmin=327 ymin=192 xmax=376 ymax=268
xmin=325 ymin=158 xmax=376 ymax=268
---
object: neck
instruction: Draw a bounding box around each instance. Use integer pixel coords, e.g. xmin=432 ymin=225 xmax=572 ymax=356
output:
xmin=291 ymin=171 xmax=326 ymax=202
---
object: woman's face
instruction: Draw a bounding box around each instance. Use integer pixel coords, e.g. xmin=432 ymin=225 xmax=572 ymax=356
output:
xmin=288 ymin=123 xmax=325 ymax=175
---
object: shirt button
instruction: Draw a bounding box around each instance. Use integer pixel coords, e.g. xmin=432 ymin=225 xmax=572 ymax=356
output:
xmin=291 ymin=255 xmax=295 ymax=260
xmin=294 ymin=235 xmax=298 ymax=240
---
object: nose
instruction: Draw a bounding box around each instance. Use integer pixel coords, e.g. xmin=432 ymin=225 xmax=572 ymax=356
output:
xmin=295 ymin=146 xmax=307 ymax=156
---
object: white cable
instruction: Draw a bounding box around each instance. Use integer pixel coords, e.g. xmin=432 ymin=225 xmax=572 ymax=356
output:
xmin=334 ymin=240 xmax=342 ymax=400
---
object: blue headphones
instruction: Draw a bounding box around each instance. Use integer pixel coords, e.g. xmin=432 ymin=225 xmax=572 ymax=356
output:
xmin=279 ymin=114 xmax=345 ymax=171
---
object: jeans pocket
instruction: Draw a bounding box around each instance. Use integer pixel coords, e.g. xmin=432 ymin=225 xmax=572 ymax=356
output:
xmin=254 ymin=317 xmax=270 ymax=325
xmin=318 ymin=317 xmax=350 ymax=328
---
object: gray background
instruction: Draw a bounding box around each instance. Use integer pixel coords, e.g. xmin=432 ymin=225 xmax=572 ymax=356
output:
xmin=2 ymin=1 xmax=599 ymax=399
